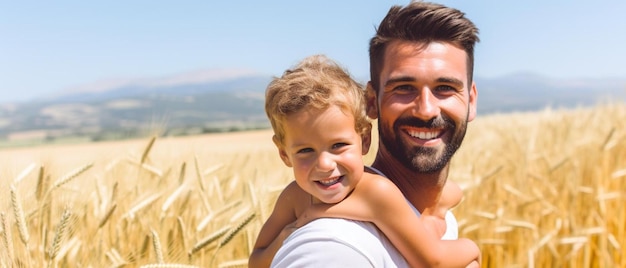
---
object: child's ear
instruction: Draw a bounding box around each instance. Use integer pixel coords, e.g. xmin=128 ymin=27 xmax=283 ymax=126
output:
xmin=272 ymin=135 xmax=292 ymax=167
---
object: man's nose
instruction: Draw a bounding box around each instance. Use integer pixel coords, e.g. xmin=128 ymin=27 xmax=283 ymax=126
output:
xmin=412 ymin=88 xmax=440 ymax=121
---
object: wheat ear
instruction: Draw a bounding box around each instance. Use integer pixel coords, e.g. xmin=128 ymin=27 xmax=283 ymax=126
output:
xmin=13 ymin=163 xmax=36 ymax=185
xmin=176 ymin=217 xmax=187 ymax=252
xmin=35 ymin=165 xmax=46 ymax=201
xmin=162 ymin=184 xmax=186 ymax=214
xmin=1 ymin=212 xmax=15 ymax=265
xmin=124 ymin=193 xmax=162 ymax=220
xmin=209 ymin=212 xmax=256 ymax=267
xmin=218 ymin=212 xmax=256 ymax=248
xmin=48 ymin=207 xmax=71 ymax=261
xmin=141 ymin=136 xmax=157 ymax=164
xmin=189 ymin=226 xmax=230 ymax=256
xmin=193 ymin=156 xmax=205 ymax=192
xmin=178 ymin=162 xmax=187 ymax=185
xmin=10 ymin=185 xmax=29 ymax=245
xmin=151 ymin=228 xmax=165 ymax=264
xmin=98 ymin=204 xmax=117 ymax=229
xmin=52 ymin=163 xmax=94 ymax=189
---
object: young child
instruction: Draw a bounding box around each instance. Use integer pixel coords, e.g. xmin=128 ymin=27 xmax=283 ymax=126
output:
xmin=249 ymin=55 xmax=480 ymax=267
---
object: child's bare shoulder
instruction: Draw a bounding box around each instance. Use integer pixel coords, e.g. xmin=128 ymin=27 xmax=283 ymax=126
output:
xmin=439 ymin=180 xmax=463 ymax=209
xmin=278 ymin=181 xmax=310 ymax=215
xmin=357 ymin=172 xmax=403 ymax=199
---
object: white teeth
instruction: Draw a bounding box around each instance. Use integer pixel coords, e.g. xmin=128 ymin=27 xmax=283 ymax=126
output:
xmin=318 ymin=176 xmax=341 ymax=186
xmin=408 ymin=130 xmax=439 ymax=140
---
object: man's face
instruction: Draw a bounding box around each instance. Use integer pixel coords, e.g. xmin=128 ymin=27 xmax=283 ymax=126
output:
xmin=367 ymin=40 xmax=477 ymax=173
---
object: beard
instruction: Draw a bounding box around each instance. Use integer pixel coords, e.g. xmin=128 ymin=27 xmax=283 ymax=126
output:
xmin=378 ymin=113 xmax=468 ymax=173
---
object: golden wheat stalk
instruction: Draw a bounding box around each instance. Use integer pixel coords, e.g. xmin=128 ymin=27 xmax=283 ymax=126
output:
xmin=125 ymin=157 xmax=164 ymax=177
xmin=124 ymin=193 xmax=162 ymax=220
xmin=98 ymin=204 xmax=117 ymax=229
xmin=35 ymin=165 xmax=46 ymax=201
xmin=212 ymin=176 xmax=224 ymax=203
xmin=202 ymin=163 xmax=224 ymax=176
xmin=178 ymin=162 xmax=187 ymax=185
xmin=176 ymin=216 xmax=187 ymax=252
xmin=141 ymin=162 xmax=164 ymax=177
xmin=141 ymin=136 xmax=157 ymax=164
xmin=218 ymin=212 xmax=256 ymax=248
xmin=48 ymin=207 xmax=71 ymax=261
xmin=151 ymin=229 xmax=165 ymax=264
xmin=601 ymin=127 xmax=616 ymax=151
xmin=10 ymin=185 xmax=29 ymax=245
xmin=193 ymin=155 xmax=205 ymax=192
xmin=1 ymin=212 xmax=15 ymax=264
xmin=105 ymin=248 xmax=127 ymax=267
xmin=139 ymin=234 xmax=151 ymax=258
xmin=224 ymin=174 xmax=240 ymax=198
xmin=55 ymin=236 xmax=80 ymax=262
xmin=162 ymin=184 xmax=187 ymax=213
xmin=110 ymin=181 xmax=119 ymax=204
xmin=196 ymin=212 xmax=215 ymax=232
xmin=177 ymin=189 xmax=192 ymax=214
xmin=229 ymin=205 xmax=251 ymax=223
xmin=52 ymin=163 xmax=94 ymax=189
xmin=189 ymin=226 xmax=230 ymax=255
xmin=104 ymin=157 xmax=123 ymax=172
xmin=13 ymin=162 xmax=36 ymax=185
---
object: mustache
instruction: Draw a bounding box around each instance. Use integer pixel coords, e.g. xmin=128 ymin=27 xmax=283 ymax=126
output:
xmin=394 ymin=115 xmax=453 ymax=129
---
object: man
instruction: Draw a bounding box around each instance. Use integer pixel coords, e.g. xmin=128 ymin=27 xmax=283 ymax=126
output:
xmin=271 ymin=1 xmax=479 ymax=266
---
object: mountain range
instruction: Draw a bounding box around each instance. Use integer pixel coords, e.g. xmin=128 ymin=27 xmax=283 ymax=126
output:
xmin=1 ymin=70 xmax=625 ymax=145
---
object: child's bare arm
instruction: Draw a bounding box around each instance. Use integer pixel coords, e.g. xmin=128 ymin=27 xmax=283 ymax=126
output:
xmin=249 ymin=182 xmax=305 ymax=268
xmin=363 ymin=177 xmax=479 ymax=267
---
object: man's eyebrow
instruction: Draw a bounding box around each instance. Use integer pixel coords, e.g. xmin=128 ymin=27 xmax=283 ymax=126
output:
xmin=437 ymin=77 xmax=464 ymax=87
xmin=384 ymin=76 xmax=464 ymax=88
xmin=384 ymin=76 xmax=415 ymax=87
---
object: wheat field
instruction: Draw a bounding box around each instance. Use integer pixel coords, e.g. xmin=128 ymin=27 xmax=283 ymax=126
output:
xmin=1 ymin=102 xmax=624 ymax=267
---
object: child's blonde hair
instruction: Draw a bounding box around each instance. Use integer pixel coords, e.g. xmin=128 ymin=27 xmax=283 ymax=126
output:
xmin=265 ymin=54 xmax=371 ymax=146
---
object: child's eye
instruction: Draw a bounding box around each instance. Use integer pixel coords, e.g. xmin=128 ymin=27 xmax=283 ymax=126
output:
xmin=297 ymin=148 xmax=313 ymax=154
xmin=332 ymin=143 xmax=348 ymax=149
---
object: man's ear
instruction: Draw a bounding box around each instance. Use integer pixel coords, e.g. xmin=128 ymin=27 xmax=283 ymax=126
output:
xmin=365 ymin=82 xmax=379 ymax=120
xmin=468 ymin=81 xmax=478 ymax=122
xmin=272 ymin=135 xmax=292 ymax=167
xmin=361 ymin=127 xmax=372 ymax=155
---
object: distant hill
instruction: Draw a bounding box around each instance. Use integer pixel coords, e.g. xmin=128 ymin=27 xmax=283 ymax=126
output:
xmin=1 ymin=70 xmax=624 ymax=146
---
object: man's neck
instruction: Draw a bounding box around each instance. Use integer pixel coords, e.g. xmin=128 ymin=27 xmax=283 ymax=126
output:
xmin=371 ymin=151 xmax=448 ymax=213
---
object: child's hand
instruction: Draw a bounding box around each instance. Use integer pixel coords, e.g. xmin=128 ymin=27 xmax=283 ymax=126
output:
xmin=294 ymin=202 xmax=334 ymax=228
xmin=277 ymin=220 xmax=299 ymax=244
xmin=466 ymin=260 xmax=480 ymax=268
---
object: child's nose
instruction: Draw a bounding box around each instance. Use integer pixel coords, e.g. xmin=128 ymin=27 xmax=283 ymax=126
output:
xmin=315 ymin=152 xmax=336 ymax=171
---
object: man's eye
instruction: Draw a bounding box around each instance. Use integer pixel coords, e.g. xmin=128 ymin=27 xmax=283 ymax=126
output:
xmin=394 ymin=85 xmax=415 ymax=92
xmin=435 ymin=85 xmax=457 ymax=93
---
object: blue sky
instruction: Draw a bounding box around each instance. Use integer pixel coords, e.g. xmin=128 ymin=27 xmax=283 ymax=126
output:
xmin=1 ymin=0 xmax=625 ymax=103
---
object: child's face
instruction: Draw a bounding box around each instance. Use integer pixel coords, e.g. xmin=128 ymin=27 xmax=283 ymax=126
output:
xmin=277 ymin=105 xmax=364 ymax=204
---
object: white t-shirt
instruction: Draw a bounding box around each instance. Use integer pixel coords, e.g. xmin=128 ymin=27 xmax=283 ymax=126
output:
xmin=271 ymin=167 xmax=459 ymax=267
